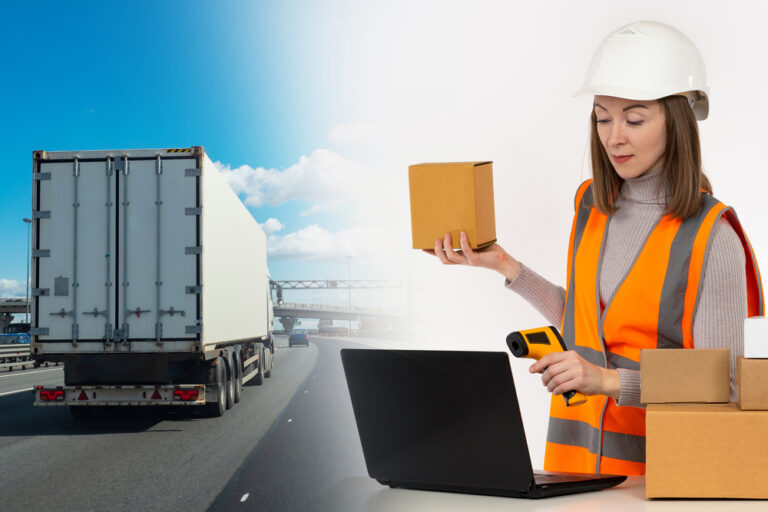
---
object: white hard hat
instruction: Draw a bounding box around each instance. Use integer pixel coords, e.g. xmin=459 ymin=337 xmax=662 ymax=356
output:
xmin=576 ymin=21 xmax=710 ymax=120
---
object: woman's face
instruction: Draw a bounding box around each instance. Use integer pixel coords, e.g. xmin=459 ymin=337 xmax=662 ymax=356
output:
xmin=594 ymin=95 xmax=666 ymax=180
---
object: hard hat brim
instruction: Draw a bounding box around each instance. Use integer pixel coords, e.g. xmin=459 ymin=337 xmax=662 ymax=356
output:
xmin=573 ymin=87 xmax=709 ymax=120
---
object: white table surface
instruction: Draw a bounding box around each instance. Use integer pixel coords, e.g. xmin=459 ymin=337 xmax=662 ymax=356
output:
xmin=317 ymin=476 xmax=768 ymax=511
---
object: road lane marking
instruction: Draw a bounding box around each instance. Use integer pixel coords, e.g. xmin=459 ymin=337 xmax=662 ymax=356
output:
xmin=0 ymin=387 xmax=33 ymax=397
xmin=240 ymin=493 xmax=249 ymax=503
xmin=0 ymin=367 xmax=62 ymax=379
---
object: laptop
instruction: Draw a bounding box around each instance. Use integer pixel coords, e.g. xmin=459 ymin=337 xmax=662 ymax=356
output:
xmin=340 ymin=349 xmax=626 ymax=499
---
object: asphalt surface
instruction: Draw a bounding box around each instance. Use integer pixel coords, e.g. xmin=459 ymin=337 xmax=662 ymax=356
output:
xmin=1 ymin=337 xmax=656 ymax=512
xmin=0 ymin=337 xmax=318 ymax=512
xmin=208 ymin=336 xmax=376 ymax=511
xmin=0 ymin=364 xmax=63 ymax=397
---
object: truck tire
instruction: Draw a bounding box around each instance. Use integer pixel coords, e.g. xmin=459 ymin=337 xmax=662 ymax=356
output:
xmin=204 ymin=358 xmax=226 ymax=417
xmin=252 ymin=346 xmax=265 ymax=386
xmin=225 ymin=361 xmax=235 ymax=410
xmin=233 ymin=357 xmax=242 ymax=404
xmin=264 ymin=349 xmax=273 ymax=378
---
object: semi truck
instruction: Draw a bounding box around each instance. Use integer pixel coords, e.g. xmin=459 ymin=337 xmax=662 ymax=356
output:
xmin=30 ymin=147 xmax=274 ymax=417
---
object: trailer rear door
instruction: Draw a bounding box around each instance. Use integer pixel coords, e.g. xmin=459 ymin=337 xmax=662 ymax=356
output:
xmin=33 ymin=151 xmax=201 ymax=347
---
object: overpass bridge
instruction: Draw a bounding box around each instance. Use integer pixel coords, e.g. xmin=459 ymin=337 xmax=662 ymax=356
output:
xmin=269 ymin=279 xmax=407 ymax=333
xmin=1 ymin=278 xmax=408 ymax=333
xmin=273 ymin=302 xmax=407 ymax=333
xmin=0 ymin=298 xmax=27 ymax=331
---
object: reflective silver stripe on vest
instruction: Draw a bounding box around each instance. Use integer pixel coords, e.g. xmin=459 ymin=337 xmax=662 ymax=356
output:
xmin=572 ymin=345 xmax=604 ymax=367
xmin=657 ymin=195 xmax=720 ymax=348
xmin=607 ymin=351 xmax=640 ymax=370
xmin=562 ymin=183 xmax=594 ymax=350
xmin=547 ymin=417 xmax=646 ymax=464
xmin=604 ymin=430 xmax=646 ymax=464
xmin=571 ymin=345 xmax=639 ymax=370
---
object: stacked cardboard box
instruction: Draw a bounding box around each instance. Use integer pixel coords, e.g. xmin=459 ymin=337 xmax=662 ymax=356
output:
xmin=739 ymin=317 xmax=768 ymax=410
xmin=642 ymin=346 xmax=768 ymax=499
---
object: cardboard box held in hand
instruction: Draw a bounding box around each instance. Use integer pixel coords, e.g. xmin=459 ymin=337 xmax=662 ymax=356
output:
xmin=408 ymin=161 xmax=496 ymax=250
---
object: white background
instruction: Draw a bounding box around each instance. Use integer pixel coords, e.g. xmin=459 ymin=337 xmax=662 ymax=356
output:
xmin=296 ymin=0 xmax=768 ymax=468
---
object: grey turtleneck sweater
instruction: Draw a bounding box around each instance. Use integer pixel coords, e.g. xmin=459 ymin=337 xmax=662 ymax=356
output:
xmin=506 ymin=169 xmax=747 ymax=407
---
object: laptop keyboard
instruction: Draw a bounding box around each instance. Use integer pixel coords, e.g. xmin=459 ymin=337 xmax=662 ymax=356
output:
xmin=533 ymin=471 xmax=593 ymax=484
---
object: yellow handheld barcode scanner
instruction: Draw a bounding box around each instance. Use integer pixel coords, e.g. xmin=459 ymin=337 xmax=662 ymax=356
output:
xmin=506 ymin=326 xmax=587 ymax=407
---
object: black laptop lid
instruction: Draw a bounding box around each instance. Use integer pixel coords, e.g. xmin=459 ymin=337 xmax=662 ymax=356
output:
xmin=340 ymin=349 xmax=536 ymax=492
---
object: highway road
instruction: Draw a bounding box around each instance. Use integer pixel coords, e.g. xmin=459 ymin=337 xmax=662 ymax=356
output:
xmin=0 ymin=336 xmax=320 ymax=512
xmin=209 ymin=336 xmax=373 ymax=512
xmin=6 ymin=336 xmax=732 ymax=512
xmin=0 ymin=363 xmax=63 ymax=397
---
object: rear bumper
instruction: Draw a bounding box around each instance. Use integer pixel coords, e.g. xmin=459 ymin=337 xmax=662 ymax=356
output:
xmin=34 ymin=384 xmax=207 ymax=406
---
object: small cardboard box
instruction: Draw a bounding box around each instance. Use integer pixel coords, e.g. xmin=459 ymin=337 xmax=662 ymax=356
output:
xmin=408 ymin=161 xmax=496 ymax=250
xmin=737 ymin=356 xmax=768 ymax=410
xmin=646 ymin=403 xmax=768 ymax=498
xmin=640 ymin=348 xmax=730 ymax=404
xmin=744 ymin=316 xmax=768 ymax=358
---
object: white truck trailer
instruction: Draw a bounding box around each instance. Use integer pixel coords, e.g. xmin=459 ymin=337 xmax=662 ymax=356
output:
xmin=30 ymin=147 xmax=274 ymax=417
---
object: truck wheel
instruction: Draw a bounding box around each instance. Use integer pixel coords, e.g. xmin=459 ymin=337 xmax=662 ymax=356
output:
xmin=264 ymin=349 xmax=273 ymax=378
xmin=233 ymin=360 xmax=242 ymax=404
xmin=225 ymin=361 xmax=235 ymax=410
xmin=204 ymin=358 xmax=226 ymax=417
xmin=253 ymin=346 xmax=265 ymax=386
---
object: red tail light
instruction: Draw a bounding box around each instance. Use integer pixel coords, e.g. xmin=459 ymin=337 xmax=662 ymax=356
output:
xmin=173 ymin=389 xmax=199 ymax=401
xmin=39 ymin=389 xmax=65 ymax=401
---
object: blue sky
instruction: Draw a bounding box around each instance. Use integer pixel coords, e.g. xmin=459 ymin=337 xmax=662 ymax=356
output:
xmin=0 ymin=1 xmax=389 ymax=307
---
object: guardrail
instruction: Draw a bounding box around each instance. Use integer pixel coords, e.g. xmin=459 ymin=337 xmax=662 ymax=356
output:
xmin=0 ymin=343 xmax=34 ymax=371
xmin=277 ymin=302 xmax=404 ymax=315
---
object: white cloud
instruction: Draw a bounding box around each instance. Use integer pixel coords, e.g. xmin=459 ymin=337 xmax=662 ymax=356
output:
xmin=267 ymin=224 xmax=385 ymax=261
xmin=0 ymin=278 xmax=27 ymax=297
xmin=299 ymin=201 xmax=342 ymax=217
xmin=259 ymin=218 xmax=285 ymax=234
xmin=216 ymin=147 xmax=402 ymax=261
xmin=215 ymin=148 xmax=369 ymax=212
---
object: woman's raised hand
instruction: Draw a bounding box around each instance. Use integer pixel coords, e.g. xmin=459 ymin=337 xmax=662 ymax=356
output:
xmin=423 ymin=231 xmax=522 ymax=282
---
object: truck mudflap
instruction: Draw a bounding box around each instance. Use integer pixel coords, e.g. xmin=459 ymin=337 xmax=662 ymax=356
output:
xmin=33 ymin=384 xmax=206 ymax=406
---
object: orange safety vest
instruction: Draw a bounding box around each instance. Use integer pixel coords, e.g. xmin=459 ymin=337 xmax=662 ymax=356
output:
xmin=544 ymin=179 xmax=764 ymax=476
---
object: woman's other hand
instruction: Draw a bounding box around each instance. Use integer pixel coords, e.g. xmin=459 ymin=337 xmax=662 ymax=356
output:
xmin=422 ymin=231 xmax=522 ymax=282
xmin=529 ymin=351 xmax=621 ymax=400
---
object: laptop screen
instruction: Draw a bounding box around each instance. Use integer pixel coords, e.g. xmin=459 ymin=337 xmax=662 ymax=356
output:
xmin=340 ymin=349 xmax=536 ymax=492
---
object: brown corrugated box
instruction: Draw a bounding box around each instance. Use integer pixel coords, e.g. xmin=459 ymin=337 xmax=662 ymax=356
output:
xmin=737 ymin=356 xmax=768 ymax=410
xmin=408 ymin=161 xmax=496 ymax=250
xmin=646 ymin=403 xmax=768 ymax=498
xmin=640 ymin=348 xmax=730 ymax=404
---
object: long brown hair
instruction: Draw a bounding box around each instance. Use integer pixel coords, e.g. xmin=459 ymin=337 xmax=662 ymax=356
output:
xmin=590 ymin=95 xmax=712 ymax=220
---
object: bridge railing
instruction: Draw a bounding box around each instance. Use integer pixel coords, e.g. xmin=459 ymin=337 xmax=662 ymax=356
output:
xmin=276 ymin=302 xmax=403 ymax=315
xmin=0 ymin=343 xmax=33 ymax=371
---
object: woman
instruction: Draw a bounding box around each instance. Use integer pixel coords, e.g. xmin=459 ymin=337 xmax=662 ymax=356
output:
xmin=427 ymin=21 xmax=763 ymax=476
